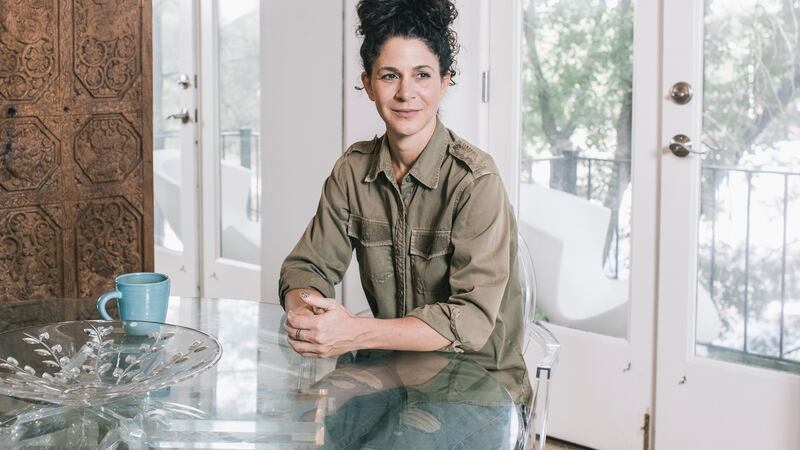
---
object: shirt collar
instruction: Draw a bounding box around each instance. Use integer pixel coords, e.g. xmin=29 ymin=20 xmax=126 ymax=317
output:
xmin=364 ymin=119 xmax=450 ymax=189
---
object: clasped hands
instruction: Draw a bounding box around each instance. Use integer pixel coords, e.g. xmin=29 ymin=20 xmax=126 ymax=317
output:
xmin=284 ymin=292 xmax=360 ymax=358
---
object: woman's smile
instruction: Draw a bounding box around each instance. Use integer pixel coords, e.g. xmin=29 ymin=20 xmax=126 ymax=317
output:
xmin=391 ymin=108 xmax=421 ymax=119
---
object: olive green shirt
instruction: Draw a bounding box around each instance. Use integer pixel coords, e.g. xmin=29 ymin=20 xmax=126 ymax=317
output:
xmin=279 ymin=120 xmax=530 ymax=404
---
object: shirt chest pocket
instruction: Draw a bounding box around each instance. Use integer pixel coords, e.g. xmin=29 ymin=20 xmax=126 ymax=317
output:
xmin=410 ymin=229 xmax=453 ymax=296
xmin=347 ymin=214 xmax=395 ymax=290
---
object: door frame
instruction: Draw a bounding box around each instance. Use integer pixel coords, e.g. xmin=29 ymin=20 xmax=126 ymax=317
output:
xmin=655 ymin=0 xmax=800 ymax=448
xmin=488 ymin=1 xmax=661 ymax=448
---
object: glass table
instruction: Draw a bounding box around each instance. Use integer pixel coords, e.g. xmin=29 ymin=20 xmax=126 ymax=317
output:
xmin=0 ymin=297 xmax=521 ymax=449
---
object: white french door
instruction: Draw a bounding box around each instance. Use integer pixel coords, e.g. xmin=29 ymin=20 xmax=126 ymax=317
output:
xmin=153 ymin=0 xmax=262 ymax=300
xmin=198 ymin=0 xmax=262 ymax=301
xmin=153 ymin=0 xmax=200 ymax=297
xmin=489 ymin=1 xmax=661 ymax=448
xmin=494 ymin=0 xmax=800 ymax=448
xmin=656 ymin=0 xmax=800 ymax=448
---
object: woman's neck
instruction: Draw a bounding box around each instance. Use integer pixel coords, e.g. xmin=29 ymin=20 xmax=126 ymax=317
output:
xmin=386 ymin=119 xmax=437 ymax=185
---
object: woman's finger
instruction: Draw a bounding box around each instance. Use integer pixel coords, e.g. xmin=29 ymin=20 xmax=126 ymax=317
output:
xmin=286 ymin=323 xmax=302 ymax=340
xmin=287 ymin=325 xmax=320 ymax=345
xmin=286 ymin=311 xmax=316 ymax=330
xmin=301 ymin=295 xmax=334 ymax=311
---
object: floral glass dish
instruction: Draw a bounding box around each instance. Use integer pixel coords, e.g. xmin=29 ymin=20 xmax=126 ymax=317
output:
xmin=0 ymin=321 xmax=222 ymax=407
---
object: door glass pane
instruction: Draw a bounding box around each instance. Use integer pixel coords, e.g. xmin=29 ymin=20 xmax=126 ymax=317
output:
xmin=697 ymin=0 xmax=800 ymax=374
xmin=153 ymin=0 xmax=184 ymax=253
xmin=217 ymin=1 xmax=261 ymax=265
xmin=519 ymin=0 xmax=634 ymax=338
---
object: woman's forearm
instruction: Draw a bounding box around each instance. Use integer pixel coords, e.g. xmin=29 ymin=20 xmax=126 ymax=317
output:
xmin=355 ymin=316 xmax=451 ymax=352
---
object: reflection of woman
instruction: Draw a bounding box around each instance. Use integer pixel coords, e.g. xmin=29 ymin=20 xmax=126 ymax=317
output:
xmin=279 ymin=0 xmax=530 ymax=407
xmin=314 ymin=351 xmax=516 ymax=449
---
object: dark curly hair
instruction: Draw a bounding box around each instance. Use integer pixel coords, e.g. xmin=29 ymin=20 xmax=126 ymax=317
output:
xmin=356 ymin=0 xmax=459 ymax=85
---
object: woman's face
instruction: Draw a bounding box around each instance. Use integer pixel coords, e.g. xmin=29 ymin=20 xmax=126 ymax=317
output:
xmin=362 ymin=37 xmax=450 ymax=141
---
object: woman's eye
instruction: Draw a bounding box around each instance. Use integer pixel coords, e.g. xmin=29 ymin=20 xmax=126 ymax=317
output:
xmin=416 ymin=72 xmax=431 ymax=79
xmin=380 ymin=73 xmax=398 ymax=80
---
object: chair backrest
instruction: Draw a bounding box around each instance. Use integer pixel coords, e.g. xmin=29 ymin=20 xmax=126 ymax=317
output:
xmin=518 ymin=231 xmax=537 ymax=352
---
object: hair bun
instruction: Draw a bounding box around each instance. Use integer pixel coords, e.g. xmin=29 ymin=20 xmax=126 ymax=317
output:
xmin=357 ymin=0 xmax=457 ymax=37
xmin=356 ymin=0 xmax=459 ymax=83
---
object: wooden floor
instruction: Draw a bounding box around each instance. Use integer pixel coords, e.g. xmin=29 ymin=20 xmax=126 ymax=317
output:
xmin=543 ymin=437 xmax=594 ymax=449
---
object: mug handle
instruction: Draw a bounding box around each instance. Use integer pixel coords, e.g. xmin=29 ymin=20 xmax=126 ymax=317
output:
xmin=97 ymin=291 xmax=122 ymax=320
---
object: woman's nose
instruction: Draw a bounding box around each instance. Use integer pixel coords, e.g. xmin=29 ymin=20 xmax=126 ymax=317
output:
xmin=395 ymin=78 xmax=416 ymax=101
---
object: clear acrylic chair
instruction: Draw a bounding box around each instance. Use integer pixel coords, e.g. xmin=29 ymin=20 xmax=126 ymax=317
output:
xmin=518 ymin=232 xmax=561 ymax=450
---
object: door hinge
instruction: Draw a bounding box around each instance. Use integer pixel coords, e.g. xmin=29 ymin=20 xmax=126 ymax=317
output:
xmin=641 ymin=413 xmax=650 ymax=450
xmin=481 ymin=70 xmax=489 ymax=103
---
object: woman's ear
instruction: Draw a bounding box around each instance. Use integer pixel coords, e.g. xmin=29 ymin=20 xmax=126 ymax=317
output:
xmin=361 ymin=71 xmax=375 ymax=101
xmin=440 ymin=73 xmax=451 ymax=95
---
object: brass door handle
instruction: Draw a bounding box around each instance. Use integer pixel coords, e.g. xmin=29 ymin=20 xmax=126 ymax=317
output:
xmin=669 ymin=134 xmax=706 ymax=157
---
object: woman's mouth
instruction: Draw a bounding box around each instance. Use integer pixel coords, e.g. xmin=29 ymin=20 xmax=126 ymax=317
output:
xmin=392 ymin=109 xmax=421 ymax=119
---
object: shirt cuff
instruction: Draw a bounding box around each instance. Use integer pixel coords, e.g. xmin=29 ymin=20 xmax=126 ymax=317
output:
xmin=278 ymin=271 xmax=336 ymax=308
xmin=407 ymin=303 xmax=465 ymax=353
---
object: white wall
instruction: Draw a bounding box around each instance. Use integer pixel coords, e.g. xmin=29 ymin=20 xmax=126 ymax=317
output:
xmin=260 ymin=1 xmax=344 ymax=303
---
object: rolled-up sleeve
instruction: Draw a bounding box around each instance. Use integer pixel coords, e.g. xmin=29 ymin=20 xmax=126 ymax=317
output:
xmin=407 ymin=173 xmax=511 ymax=352
xmin=278 ymin=157 xmax=353 ymax=307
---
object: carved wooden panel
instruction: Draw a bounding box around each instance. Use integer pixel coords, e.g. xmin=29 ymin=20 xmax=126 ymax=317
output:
xmin=0 ymin=206 xmax=63 ymax=301
xmin=0 ymin=117 xmax=59 ymax=191
xmin=0 ymin=0 xmax=153 ymax=302
xmin=0 ymin=0 xmax=59 ymax=102
xmin=74 ymin=113 xmax=141 ymax=183
xmin=75 ymin=197 xmax=142 ymax=297
xmin=73 ymin=0 xmax=141 ymax=99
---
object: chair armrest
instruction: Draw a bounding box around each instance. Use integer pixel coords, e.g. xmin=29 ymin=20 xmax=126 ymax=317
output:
xmin=526 ymin=321 xmax=560 ymax=380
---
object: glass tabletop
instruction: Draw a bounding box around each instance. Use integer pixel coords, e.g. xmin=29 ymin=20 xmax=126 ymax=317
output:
xmin=0 ymin=297 xmax=521 ymax=449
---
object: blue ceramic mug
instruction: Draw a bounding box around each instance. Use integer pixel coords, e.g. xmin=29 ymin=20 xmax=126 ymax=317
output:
xmin=97 ymin=272 xmax=170 ymax=334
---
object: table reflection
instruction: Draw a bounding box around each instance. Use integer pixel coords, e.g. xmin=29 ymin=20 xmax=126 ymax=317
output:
xmin=0 ymin=297 xmax=520 ymax=448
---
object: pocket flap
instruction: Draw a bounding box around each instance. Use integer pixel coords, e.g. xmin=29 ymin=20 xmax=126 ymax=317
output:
xmin=347 ymin=214 xmax=393 ymax=247
xmin=410 ymin=229 xmax=453 ymax=258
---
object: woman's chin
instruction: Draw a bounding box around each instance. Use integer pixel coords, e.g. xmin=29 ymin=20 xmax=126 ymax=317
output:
xmin=385 ymin=118 xmax=434 ymax=140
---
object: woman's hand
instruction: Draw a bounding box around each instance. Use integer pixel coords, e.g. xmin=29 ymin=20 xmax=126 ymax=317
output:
xmin=284 ymin=289 xmax=324 ymax=315
xmin=284 ymin=296 xmax=360 ymax=358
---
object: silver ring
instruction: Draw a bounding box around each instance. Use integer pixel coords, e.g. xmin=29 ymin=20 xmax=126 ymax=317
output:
xmin=295 ymin=328 xmax=302 ymax=341
xmin=300 ymin=291 xmax=309 ymax=300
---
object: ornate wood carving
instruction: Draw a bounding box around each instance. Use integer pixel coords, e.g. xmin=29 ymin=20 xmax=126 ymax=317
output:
xmin=73 ymin=0 xmax=141 ymax=99
xmin=0 ymin=1 xmax=153 ymax=302
xmin=75 ymin=114 xmax=141 ymax=183
xmin=0 ymin=117 xmax=59 ymax=191
xmin=75 ymin=197 xmax=142 ymax=297
xmin=0 ymin=0 xmax=59 ymax=102
xmin=0 ymin=206 xmax=63 ymax=302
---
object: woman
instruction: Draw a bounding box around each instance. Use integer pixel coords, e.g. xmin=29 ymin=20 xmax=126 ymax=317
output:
xmin=279 ymin=0 xmax=529 ymax=407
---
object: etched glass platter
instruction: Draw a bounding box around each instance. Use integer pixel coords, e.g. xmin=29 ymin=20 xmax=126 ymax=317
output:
xmin=0 ymin=321 xmax=222 ymax=406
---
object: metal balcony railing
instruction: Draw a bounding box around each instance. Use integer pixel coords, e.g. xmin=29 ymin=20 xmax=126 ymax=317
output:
xmin=221 ymin=128 xmax=261 ymax=222
xmin=522 ymin=153 xmax=631 ymax=279
xmin=154 ymin=128 xmax=262 ymax=222
xmin=701 ymin=165 xmax=800 ymax=367
xmin=522 ymin=153 xmax=800 ymax=370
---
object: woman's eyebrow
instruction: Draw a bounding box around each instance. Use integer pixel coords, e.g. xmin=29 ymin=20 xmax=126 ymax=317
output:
xmin=377 ymin=65 xmax=434 ymax=72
